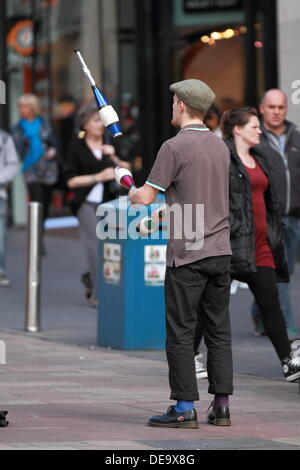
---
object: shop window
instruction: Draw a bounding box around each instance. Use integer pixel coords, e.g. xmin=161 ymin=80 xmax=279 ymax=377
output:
xmin=182 ymin=30 xmax=246 ymax=111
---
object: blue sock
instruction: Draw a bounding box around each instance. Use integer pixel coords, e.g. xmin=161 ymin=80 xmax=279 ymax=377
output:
xmin=175 ymin=400 xmax=194 ymax=412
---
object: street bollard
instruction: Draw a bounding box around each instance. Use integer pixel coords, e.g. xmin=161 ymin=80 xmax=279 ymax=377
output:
xmin=0 ymin=340 xmax=5 ymax=364
xmin=24 ymin=202 xmax=43 ymax=332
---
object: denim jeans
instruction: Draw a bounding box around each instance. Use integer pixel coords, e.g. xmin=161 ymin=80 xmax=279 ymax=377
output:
xmin=251 ymin=215 xmax=300 ymax=332
xmin=0 ymin=198 xmax=8 ymax=274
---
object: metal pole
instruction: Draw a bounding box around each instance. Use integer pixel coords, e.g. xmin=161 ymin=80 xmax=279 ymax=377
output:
xmin=244 ymin=0 xmax=257 ymax=107
xmin=24 ymin=202 xmax=43 ymax=332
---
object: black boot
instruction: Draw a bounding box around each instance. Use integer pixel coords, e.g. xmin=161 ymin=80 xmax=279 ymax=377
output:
xmin=81 ymin=272 xmax=92 ymax=299
xmin=0 ymin=411 xmax=9 ymax=427
xmin=206 ymin=402 xmax=231 ymax=426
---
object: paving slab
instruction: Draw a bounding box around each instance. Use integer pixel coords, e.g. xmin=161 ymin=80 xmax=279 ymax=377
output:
xmin=1 ymin=228 xmax=300 ymax=451
xmin=0 ymin=331 xmax=300 ymax=451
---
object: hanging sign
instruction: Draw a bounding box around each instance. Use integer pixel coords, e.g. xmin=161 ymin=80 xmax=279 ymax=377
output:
xmin=7 ymin=20 xmax=34 ymax=56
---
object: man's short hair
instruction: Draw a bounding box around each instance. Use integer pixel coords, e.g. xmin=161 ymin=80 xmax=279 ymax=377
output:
xmin=185 ymin=104 xmax=205 ymax=119
xmin=260 ymin=89 xmax=288 ymax=105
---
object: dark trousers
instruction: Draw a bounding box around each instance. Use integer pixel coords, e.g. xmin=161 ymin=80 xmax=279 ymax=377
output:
xmin=77 ymin=202 xmax=99 ymax=299
xmin=165 ymin=255 xmax=233 ymax=401
xmin=246 ymin=267 xmax=291 ymax=360
xmin=195 ymin=267 xmax=291 ymax=362
xmin=27 ymin=183 xmax=53 ymax=223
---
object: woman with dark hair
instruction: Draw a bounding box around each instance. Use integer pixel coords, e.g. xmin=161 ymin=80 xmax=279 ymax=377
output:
xmin=64 ymin=102 xmax=130 ymax=307
xmin=222 ymin=107 xmax=300 ymax=382
xmin=195 ymin=107 xmax=300 ymax=383
xmin=204 ymin=104 xmax=222 ymax=137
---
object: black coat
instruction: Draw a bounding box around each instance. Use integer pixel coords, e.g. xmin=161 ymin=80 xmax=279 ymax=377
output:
xmin=64 ymin=138 xmax=115 ymax=215
xmin=255 ymin=120 xmax=300 ymax=218
xmin=225 ymin=138 xmax=289 ymax=283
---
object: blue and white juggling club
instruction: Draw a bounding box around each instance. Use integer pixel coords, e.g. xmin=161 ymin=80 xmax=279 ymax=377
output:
xmin=74 ymin=49 xmax=122 ymax=138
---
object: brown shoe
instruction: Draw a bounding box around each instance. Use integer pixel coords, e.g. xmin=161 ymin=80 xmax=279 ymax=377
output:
xmin=0 ymin=411 xmax=9 ymax=427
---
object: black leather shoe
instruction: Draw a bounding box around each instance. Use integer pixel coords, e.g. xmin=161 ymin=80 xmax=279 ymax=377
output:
xmin=148 ymin=406 xmax=198 ymax=429
xmin=206 ymin=402 xmax=231 ymax=426
xmin=81 ymin=272 xmax=92 ymax=299
xmin=0 ymin=411 xmax=9 ymax=427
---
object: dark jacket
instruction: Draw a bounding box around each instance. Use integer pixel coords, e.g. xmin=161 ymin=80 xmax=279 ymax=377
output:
xmin=11 ymin=117 xmax=58 ymax=161
xmin=254 ymin=120 xmax=300 ymax=218
xmin=64 ymin=138 xmax=115 ymax=215
xmin=11 ymin=117 xmax=58 ymax=186
xmin=225 ymin=138 xmax=289 ymax=283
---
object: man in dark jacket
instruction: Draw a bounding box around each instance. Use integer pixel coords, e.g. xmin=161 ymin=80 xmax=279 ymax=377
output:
xmin=252 ymin=89 xmax=300 ymax=338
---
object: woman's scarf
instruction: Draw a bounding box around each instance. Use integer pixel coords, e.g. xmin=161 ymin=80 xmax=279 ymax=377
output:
xmin=19 ymin=117 xmax=45 ymax=172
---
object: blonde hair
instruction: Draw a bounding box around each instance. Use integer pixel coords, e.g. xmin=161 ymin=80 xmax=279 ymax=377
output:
xmin=18 ymin=94 xmax=41 ymax=116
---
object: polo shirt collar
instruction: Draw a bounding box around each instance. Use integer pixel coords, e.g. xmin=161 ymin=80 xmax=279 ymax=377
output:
xmin=178 ymin=124 xmax=209 ymax=135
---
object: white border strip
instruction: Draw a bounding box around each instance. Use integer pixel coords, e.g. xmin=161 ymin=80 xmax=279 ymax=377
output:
xmin=146 ymin=181 xmax=166 ymax=192
xmin=44 ymin=216 xmax=79 ymax=230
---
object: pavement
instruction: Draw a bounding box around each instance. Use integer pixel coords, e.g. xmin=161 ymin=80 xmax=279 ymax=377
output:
xmin=0 ymin=227 xmax=300 ymax=451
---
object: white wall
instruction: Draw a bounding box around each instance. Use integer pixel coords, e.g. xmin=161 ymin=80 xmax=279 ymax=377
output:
xmin=278 ymin=0 xmax=300 ymax=127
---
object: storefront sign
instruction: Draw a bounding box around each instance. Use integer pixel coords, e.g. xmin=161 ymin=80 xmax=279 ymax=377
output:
xmin=184 ymin=0 xmax=242 ymax=13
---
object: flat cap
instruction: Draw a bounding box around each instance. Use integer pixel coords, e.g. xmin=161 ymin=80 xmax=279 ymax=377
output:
xmin=170 ymin=79 xmax=215 ymax=114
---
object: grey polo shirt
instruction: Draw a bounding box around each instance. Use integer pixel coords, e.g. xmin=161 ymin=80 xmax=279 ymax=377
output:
xmin=146 ymin=125 xmax=232 ymax=267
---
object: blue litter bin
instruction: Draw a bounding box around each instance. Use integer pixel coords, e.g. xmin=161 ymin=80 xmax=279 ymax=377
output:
xmin=97 ymin=194 xmax=167 ymax=350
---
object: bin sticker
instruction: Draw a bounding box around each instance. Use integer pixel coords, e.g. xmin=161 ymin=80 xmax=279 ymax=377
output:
xmin=103 ymin=261 xmax=121 ymax=284
xmin=103 ymin=244 xmax=121 ymax=284
xmin=145 ymin=245 xmax=167 ymax=263
xmin=144 ymin=264 xmax=166 ymax=286
xmin=144 ymin=245 xmax=167 ymax=286
xmin=104 ymin=243 xmax=121 ymax=262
